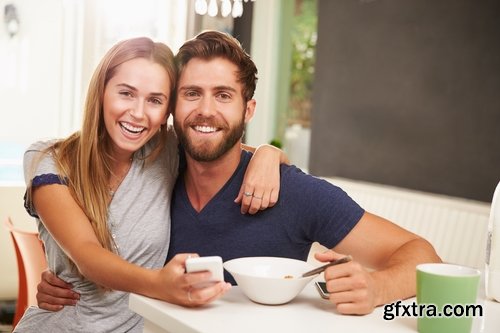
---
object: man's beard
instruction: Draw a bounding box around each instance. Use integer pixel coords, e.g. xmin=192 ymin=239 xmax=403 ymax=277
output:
xmin=174 ymin=115 xmax=245 ymax=162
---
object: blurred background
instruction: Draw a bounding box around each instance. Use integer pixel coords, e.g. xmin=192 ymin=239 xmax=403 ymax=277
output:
xmin=1 ymin=0 xmax=499 ymax=328
xmin=0 ymin=0 xmax=319 ymax=182
xmin=1 ymin=0 xmax=498 ymax=200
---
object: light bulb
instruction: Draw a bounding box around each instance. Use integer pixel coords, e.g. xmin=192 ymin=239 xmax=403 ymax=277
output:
xmin=208 ymin=0 xmax=218 ymax=17
xmin=195 ymin=0 xmax=208 ymax=15
xmin=232 ymin=0 xmax=243 ymax=18
xmin=7 ymin=19 xmax=19 ymax=37
xmin=221 ymin=0 xmax=232 ymax=17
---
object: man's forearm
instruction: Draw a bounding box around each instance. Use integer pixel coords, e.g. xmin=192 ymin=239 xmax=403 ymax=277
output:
xmin=371 ymin=237 xmax=442 ymax=306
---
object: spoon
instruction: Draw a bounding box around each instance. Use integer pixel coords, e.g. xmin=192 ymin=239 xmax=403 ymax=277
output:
xmin=301 ymin=255 xmax=352 ymax=278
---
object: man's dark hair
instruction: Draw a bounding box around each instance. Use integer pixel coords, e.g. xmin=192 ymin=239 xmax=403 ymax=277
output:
xmin=175 ymin=30 xmax=258 ymax=103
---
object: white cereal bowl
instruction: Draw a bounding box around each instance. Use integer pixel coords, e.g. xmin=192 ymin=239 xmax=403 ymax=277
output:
xmin=223 ymin=257 xmax=316 ymax=305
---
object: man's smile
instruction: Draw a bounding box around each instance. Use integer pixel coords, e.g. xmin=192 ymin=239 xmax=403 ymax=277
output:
xmin=193 ymin=125 xmax=219 ymax=133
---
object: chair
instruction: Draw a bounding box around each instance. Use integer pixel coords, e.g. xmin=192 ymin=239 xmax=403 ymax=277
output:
xmin=3 ymin=217 xmax=47 ymax=328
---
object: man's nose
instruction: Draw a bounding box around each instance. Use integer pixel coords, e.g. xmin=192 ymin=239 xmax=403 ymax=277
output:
xmin=198 ymin=96 xmax=216 ymax=116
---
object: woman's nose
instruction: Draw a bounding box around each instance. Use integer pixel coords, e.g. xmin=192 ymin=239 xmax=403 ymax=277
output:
xmin=128 ymin=101 xmax=145 ymax=118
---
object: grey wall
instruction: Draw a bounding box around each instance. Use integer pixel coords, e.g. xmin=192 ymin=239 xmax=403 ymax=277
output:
xmin=309 ymin=0 xmax=500 ymax=202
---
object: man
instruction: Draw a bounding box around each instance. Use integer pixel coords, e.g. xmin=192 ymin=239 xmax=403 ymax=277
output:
xmin=37 ymin=31 xmax=441 ymax=315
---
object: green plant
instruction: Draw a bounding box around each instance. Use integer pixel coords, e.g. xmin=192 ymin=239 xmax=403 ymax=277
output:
xmin=269 ymin=138 xmax=283 ymax=148
xmin=288 ymin=0 xmax=317 ymax=128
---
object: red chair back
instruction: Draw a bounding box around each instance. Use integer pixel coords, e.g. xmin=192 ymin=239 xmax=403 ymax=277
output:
xmin=4 ymin=217 xmax=47 ymax=328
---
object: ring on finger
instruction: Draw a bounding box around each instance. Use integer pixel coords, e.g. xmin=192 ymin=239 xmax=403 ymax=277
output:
xmin=244 ymin=191 xmax=252 ymax=197
xmin=187 ymin=289 xmax=193 ymax=303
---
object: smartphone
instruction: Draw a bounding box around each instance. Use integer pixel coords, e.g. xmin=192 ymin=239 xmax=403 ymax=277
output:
xmin=315 ymin=281 xmax=330 ymax=299
xmin=185 ymin=256 xmax=224 ymax=288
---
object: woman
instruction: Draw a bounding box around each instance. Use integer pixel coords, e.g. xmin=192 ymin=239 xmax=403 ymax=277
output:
xmin=15 ymin=37 xmax=284 ymax=332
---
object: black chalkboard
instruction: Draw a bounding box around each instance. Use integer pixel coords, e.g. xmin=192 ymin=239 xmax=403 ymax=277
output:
xmin=309 ymin=0 xmax=500 ymax=202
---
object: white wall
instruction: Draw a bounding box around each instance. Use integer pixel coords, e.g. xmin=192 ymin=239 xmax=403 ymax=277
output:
xmin=0 ymin=0 xmax=66 ymax=146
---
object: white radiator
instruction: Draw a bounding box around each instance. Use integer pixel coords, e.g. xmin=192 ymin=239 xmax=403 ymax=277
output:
xmin=322 ymin=177 xmax=491 ymax=269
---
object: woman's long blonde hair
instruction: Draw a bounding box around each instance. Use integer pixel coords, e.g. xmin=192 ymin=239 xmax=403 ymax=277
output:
xmin=45 ymin=37 xmax=176 ymax=252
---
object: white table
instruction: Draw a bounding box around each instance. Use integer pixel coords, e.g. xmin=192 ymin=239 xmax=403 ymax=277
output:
xmin=129 ymin=281 xmax=500 ymax=333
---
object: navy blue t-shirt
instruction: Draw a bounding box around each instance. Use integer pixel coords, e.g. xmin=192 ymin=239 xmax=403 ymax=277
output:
xmin=167 ymin=151 xmax=364 ymax=284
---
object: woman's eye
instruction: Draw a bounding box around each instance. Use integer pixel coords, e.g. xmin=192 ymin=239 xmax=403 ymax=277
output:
xmin=119 ymin=91 xmax=133 ymax=97
xmin=150 ymin=97 xmax=163 ymax=105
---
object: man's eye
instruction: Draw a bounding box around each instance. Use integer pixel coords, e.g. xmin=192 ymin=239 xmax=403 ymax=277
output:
xmin=217 ymin=93 xmax=231 ymax=101
xmin=184 ymin=91 xmax=200 ymax=99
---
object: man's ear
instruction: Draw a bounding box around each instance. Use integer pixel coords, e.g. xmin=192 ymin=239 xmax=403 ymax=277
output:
xmin=244 ymin=99 xmax=256 ymax=124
